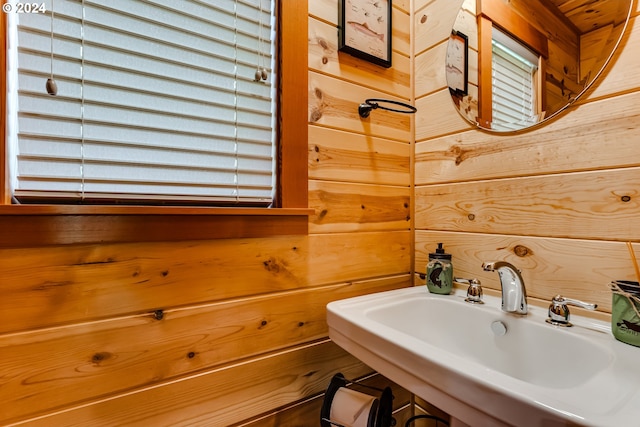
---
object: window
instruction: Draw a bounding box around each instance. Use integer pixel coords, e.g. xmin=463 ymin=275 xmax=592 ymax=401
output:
xmin=7 ymin=0 xmax=276 ymax=206
xmin=491 ymin=28 xmax=540 ymax=131
xmin=0 ymin=1 xmax=310 ymax=247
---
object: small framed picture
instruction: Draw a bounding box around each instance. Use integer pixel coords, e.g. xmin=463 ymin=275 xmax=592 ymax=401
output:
xmin=446 ymin=30 xmax=468 ymax=95
xmin=339 ymin=0 xmax=392 ymax=68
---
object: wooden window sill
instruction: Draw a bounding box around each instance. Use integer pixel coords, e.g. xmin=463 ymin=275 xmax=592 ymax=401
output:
xmin=0 ymin=205 xmax=313 ymax=248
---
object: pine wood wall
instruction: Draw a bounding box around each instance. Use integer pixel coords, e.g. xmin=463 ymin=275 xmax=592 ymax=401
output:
xmin=0 ymin=1 xmax=413 ymax=425
xmin=4 ymin=0 xmax=639 ymax=425
xmin=415 ymin=0 xmax=640 ymax=315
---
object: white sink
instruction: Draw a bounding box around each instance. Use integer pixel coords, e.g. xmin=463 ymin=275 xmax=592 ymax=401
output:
xmin=327 ymin=287 xmax=640 ymax=427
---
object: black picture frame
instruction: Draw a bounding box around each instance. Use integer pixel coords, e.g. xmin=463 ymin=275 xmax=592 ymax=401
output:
xmin=339 ymin=0 xmax=392 ymax=68
xmin=446 ymin=30 xmax=468 ymax=95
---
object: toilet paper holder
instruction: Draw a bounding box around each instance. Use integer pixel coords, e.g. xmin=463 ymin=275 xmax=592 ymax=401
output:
xmin=320 ymin=373 xmax=394 ymax=427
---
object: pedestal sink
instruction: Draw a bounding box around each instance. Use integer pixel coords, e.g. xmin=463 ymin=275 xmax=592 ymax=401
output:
xmin=327 ymin=287 xmax=640 ymax=426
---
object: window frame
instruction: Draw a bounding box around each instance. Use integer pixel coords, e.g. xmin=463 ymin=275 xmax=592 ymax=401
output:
xmin=0 ymin=0 xmax=310 ymax=248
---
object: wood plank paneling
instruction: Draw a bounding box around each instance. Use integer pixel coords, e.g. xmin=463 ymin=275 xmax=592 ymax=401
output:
xmin=0 ymin=276 xmax=410 ymax=424
xmin=309 ymin=17 xmax=411 ymax=99
xmin=414 ymin=2 xmax=640 ymax=349
xmin=309 ymin=181 xmax=410 ymax=233
xmin=1 ymin=0 xmax=417 ymax=424
xmin=0 ymin=232 xmax=409 ymax=334
xmin=16 ymin=341 xmax=372 ymax=427
xmin=414 ymin=41 xmax=447 ymax=96
xmin=415 ymin=90 xmax=640 ymax=185
xmin=309 ymin=126 xmax=411 ymax=186
xmin=414 ymin=0 xmax=463 ymax=54
xmin=415 ymin=230 xmax=640 ymax=313
xmin=308 ymin=72 xmax=412 ymax=142
xmin=415 ymin=89 xmax=474 ymax=141
xmin=415 ymin=168 xmax=640 ymax=241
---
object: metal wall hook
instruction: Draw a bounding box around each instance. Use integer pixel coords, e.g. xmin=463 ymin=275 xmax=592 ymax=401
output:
xmin=358 ymin=98 xmax=417 ymax=118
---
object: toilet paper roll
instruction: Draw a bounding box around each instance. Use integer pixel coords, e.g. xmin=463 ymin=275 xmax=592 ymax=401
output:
xmin=329 ymin=387 xmax=377 ymax=427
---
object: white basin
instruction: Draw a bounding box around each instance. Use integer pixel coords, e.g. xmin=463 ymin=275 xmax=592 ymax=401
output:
xmin=327 ymin=287 xmax=640 ymax=427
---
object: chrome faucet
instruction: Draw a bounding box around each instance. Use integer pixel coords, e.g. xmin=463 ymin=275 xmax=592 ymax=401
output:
xmin=482 ymin=261 xmax=528 ymax=314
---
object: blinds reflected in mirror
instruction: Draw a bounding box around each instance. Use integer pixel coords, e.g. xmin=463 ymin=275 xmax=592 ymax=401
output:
xmin=6 ymin=0 xmax=275 ymax=205
xmin=491 ymin=28 xmax=540 ymax=132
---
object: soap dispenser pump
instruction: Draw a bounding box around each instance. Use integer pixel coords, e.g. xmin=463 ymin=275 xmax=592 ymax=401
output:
xmin=426 ymin=243 xmax=453 ymax=294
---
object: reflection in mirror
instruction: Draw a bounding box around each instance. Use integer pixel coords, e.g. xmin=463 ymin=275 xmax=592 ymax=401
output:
xmin=446 ymin=0 xmax=632 ymax=132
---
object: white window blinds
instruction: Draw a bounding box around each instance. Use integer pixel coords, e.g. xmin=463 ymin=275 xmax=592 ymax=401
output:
xmin=491 ymin=29 xmax=538 ymax=132
xmin=6 ymin=0 xmax=276 ymax=205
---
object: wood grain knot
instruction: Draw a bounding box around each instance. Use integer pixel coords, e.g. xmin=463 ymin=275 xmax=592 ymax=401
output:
xmin=263 ymin=257 xmax=285 ymax=273
xmin=513 ymin=245 xmax=531 ymax=257
xmin=187 ymin=352 xmax=196 ymax=359
xmin=621 ymin=195 xmax=631 ymax=202
xmin=447 ymin=145 xmax=466 ymax=165
xmin=153 ymin=309 xmax=164 ymax=320
xmin=310 ymin=108 xmax=323 ymax=122
xmin=322 ymin=57 xmax=328 ymax=64
xmin=420 ymin=15 xmax=428 ymax=24
xmin=319 ymin=38 xmax=329 ymax=50
xmin=467 ymin=213 xmax=476 ymax=221
xmin=92 ymin=352 xmax=112 ymax=364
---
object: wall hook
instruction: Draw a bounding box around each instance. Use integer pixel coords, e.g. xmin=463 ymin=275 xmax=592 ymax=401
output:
xmin=358 ymin=98 xmax=417 ymax=118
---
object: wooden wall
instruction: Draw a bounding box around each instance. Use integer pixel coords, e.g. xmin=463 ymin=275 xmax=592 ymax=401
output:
xmin=0 ymin=1 xmax=413 ymax=426
xmin=415 ymin=0 xmax=640 ymax=316
xmin=5 ymin=0 xmax=638 ymax=425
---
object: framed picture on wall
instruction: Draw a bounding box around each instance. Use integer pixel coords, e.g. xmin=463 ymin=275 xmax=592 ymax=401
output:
xmin=446 ymin=30 xmax=468 ymax=95
xmin=339 ymin=0 xmax=392 ymax=68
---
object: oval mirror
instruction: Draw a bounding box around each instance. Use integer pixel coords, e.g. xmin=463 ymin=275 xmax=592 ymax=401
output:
xmin=446 ymin=0 xmax=633 ymax=132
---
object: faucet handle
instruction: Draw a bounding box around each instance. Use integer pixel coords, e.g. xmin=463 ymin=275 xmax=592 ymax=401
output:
xmin=455 ymin=277 xmax=484 ymax=304
xmin=546 ymin=295 xmax=597 ymax=327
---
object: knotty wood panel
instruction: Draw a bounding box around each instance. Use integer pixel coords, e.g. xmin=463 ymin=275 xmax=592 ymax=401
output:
xmin=391 ymin=5 xmax=412 ymax=56
xmin=0 ymin=232 xmax=410 ymax=334
xmin=415 ymin=89 xmax=474 ymax=141
xmin=308 ymin=125 xmax=411 ymax=186
xmin=415 ymin=168 xmax=640 ymax=241
xmin=414 ymin=0 xmax=463 ymax=53
xmin=309 ymin=17 xmax=411 ymax=99
xmin=309 ymin=180 xmax=410 ymax=233
xmin=415 ymin=41 xmax=447 ymax=97
xmin=0 ymin=276 xmax=410 ymax=424
xmin=415 ymin=90 xmax=640 ymax=185
xmin=16 ymin=340 xmax=373 ymax=427
xmin=415 ymin=230 xmax=639 ymax=312
xmin=308 ymin=72 xmax=412 ymax=142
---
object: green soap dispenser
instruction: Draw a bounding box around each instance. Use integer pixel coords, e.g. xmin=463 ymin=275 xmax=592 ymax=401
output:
xmin=426 ymin=243 xmax=453 ymax=294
